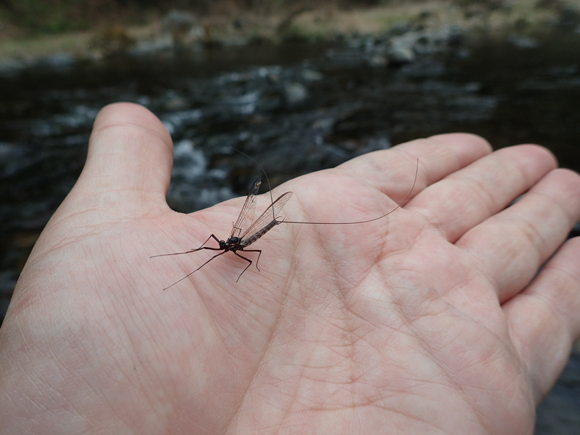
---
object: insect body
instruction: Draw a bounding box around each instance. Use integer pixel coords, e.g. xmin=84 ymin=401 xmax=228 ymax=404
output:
xmin=152 ymin=180 xmax=292 ymax=290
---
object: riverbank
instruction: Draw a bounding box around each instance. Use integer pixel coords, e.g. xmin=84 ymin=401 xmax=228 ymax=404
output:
xmin=1 ymin=0 xmax=578 ymax=67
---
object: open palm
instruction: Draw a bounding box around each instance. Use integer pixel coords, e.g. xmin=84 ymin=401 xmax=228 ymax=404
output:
xmin=2 ymin=103 xmax=580 ymax=435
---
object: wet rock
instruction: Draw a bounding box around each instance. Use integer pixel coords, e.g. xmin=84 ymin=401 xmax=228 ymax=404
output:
xmin=388 ymin=44 xmax=415 ymax=65
xmin=325 ymin=48 xmax=368 ymax=66
xmin=0 ymin=58 xmax=27 ymax=76
xmin=509 ymin=35 xmax=540 ymax=48
xmin=326 ymin=24 xmax=464 ymax=68
xmin=90 ymin=26 xmax=135 ymax=56
xmin=36 ymin=52 xmax=76 ymax=69
xmin=162 ymin=9 xmax=200 ymax=34
xmin=558 ymin=7 xmax=580 ymax=29
xmin=536 ymin=350 xmax=580 ymax=434
xmin=283 ymin=82 xmax=308 ymax=106
xmin=0 ymin=142 xmax=26 ymax=177
xmin=534 ymin=0 xmax=564 ymax=8
xmin=172 ymin=139 xmax=207 ymax=181
xmin=161 ymin=109 xmax=203 ymax=137
xmin=132 ymin=35 xmax=175 ymax=55
xmin=301 ymin=68 xmax=323 ymax=81
xmin=417 ymin=10 xmax=434 ymax=21
xmin=388 ymin=22 xmax=414 ymax=36
xmin=367 ymin=54 xmax=389 ymax=67
xmin=161 ymin=9 xmax=204 ymax=47
xmin=160 ymin=94 xmax=190 ymax=112
xmin=165 ymin=139 xmax=236 ymax=212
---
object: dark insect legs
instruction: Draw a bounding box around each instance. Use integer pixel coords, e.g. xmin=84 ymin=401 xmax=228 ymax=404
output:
xmin=152 ymin=180 xmax=292 ymax=290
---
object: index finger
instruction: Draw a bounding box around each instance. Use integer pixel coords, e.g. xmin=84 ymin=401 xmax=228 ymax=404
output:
xmin=342 ymin=133 xmax=493 ymax=204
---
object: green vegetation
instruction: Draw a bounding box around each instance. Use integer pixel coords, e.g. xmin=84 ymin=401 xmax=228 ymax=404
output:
xmin=0 ymin=1 xmax=431 ymax=36
xmin=3 ymin=0 xmax=102 ymax=34
xmin=0 ymin=0 xmax=574 ymax=37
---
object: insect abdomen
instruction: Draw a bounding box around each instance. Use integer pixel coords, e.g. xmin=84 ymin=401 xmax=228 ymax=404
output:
xmin=241 ymin=220 xmax=277 ymax=247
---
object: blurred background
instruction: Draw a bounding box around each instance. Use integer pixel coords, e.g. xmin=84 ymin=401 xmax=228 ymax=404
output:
xmin=1 ymin=0 xmax=579 ymax=431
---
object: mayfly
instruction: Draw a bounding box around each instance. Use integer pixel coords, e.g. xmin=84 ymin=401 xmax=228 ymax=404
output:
xmin=152 ymin=151 xmax=418 ymax=289
xmin=152 ymin=179 xmax=292 ymax=290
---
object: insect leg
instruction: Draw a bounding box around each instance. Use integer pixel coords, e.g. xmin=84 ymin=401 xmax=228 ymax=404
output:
xmin=238 ymin=249 xmax=262 ymax=272
xmin=241 ymin=249 xmax=263 ymax=271
xmin=192 ymin=234 xmax=221 ymax=251
xmin=162 ymin=250 xmax=228 ymax=291
xmin=232 ymin=250 xmax=261 ymax=282
xmin=151 ymin=234 xmax=222 ymax=258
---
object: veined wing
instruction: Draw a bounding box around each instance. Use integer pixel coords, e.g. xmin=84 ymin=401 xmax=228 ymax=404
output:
xmin=241 ymin=191 xmax=293 ymax=239
xmin=230 ymin=179 xmax=261 ymax=239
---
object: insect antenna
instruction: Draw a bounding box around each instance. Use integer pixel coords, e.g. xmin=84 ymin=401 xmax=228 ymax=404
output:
xmin=283 ymin=158 xmax=419 ymax=225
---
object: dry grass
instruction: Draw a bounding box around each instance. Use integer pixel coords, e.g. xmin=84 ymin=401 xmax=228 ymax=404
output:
xmin=289 ymin=0 xmax=563 ymax=37
xmin=0 ymin=0 xmax=574 ymax=61
xmin=0 ymin=32 xmax=92 ymax=60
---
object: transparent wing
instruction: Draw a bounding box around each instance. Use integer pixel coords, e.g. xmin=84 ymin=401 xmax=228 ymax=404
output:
xmin=230 ymin=179 xmax=261 ymax=239
xmin=241 ymin=191 xmax=293 ymax=239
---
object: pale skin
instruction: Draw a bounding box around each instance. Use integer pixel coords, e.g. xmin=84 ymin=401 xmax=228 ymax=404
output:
xmin=1 ymin=103 xmax=580 ymax=435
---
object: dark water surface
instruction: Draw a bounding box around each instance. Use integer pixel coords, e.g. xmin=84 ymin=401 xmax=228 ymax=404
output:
xmin=0 ymin=30 xmax=579 ymax=432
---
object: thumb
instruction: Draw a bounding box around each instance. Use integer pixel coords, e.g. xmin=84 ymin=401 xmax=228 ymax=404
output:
xmin=64 ymin=102 xmax=174 ymax=217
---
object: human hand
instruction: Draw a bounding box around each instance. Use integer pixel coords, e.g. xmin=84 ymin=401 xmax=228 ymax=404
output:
xmin=1 ymin=103 xmax=579 ymax=434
